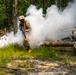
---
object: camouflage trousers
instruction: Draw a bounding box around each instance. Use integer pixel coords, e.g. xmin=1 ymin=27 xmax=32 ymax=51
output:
xmin=23 ymin=38 xmax=31 ymax=51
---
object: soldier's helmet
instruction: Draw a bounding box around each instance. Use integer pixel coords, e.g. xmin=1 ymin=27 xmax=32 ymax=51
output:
xmin=19 ymin=15 xmax=25 ymax=20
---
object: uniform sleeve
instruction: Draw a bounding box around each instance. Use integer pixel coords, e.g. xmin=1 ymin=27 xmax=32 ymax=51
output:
xmin=25 ymin=20 xmax=31 ymax=31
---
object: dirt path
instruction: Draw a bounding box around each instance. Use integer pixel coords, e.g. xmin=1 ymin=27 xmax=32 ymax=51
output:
xmin=0 ymin=57 xmax=74 ymax=75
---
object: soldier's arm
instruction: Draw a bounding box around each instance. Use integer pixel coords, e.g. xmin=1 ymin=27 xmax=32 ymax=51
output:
xmin=19 ymin=21 xmax=22 ymax=30
xmin=25 ymin=20 xmax=31 ymax=32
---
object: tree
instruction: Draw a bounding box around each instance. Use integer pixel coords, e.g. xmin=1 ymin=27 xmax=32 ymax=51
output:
xmin=0 ymin=0 xmax=74 ymax=30
xmin=18 ymin=0 xmax=30 ymax=15
xmin=4 ymin=0 xmax=13 ymax=30
xmin=0 ymin=0 xmax=6 ymax=29
xmin=43 ymin=0 xmax=48 ymax=14
xmin=55 ymin=0 xmax=58 ymax=6
xmin=12 ymin=0 xmax=18 ymax=34
xmin=4 ymin=0 xmax=8 ymax=28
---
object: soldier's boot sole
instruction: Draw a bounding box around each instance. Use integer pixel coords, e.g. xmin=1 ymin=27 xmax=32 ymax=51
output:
xmin=28 ymin=49 xmax=32 ymax=52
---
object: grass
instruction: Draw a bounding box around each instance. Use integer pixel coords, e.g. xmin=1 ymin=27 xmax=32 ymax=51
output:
xmin=0 ymin=44 xmax=75 ymax=68
xmin=0 ymin=44 xmax=75 ymax=75
xmin=32 ymin=47 xmax=58 ymax=60
xmin=0 ymin=44 xmax=58 ymax=67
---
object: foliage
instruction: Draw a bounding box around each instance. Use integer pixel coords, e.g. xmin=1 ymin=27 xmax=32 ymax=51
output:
xmin=0 ymin=44 xmax=58 ymax=67
xmin=0 ymin=44 xmax=75 ymax=68
xmin=31 ymin=47 xmax=58 ymax=60
xmin=0 ymin=0 xmax=73 ymax=29
xmin=0 ymin=3 xmax=6 ymax=29
xmin=18 ymin=0 xmax=30 ymax=15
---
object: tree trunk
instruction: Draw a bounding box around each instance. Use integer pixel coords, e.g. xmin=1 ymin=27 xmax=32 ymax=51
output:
xmin=42 ymin=41 xmax=74 ymax=47
xmin=4 ymin=0 xmax=8 ymax=28
xmin=43 ymin=0 xmax=44 ymax=13
xmin=43 ymin=0 xmax=48 ymax=14
xmin=4 ymin=0 xmax=7 ymax=18
xmin=55 ymin=0 xmax=58 ymax=6
xmin=30 ymin=0 xmax=37 ymax=5
xmin=12 ymin=0 xmax=18 ymax=34
xmin=9 ymin=0 xmax=13 ymax=29
xmin=30 ymin=0 xmax=35 ymax=4
xmin=43 ymin=0 xmax=45 ymax=14
xmin=59 ymin=0 xmax=61 ymax=10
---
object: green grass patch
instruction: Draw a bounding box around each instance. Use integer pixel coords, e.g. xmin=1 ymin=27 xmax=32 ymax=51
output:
xmin=31 ymin=47 xmax=58 ymax=60
xmin=0 ymin=45 xmax=58 ymax=67
xmin=0 ymin=44 xmax=75 ymax=72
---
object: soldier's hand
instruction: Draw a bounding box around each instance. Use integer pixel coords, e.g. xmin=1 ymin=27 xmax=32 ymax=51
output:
xmin=25 ymin=29 xmax=29 ymax=32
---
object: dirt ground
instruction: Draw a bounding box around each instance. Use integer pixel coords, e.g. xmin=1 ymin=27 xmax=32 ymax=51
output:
xmin=0 ymin=54 xmax=76 ymax=75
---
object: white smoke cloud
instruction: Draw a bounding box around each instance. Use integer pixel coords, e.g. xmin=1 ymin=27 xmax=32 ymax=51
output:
xmin=0 ymin=30 xmax=24 ymax=48
xmin=0 ymin=0 xmax=76 ymax=48
xmin=25 ymin=0 xmax=76 ymax=48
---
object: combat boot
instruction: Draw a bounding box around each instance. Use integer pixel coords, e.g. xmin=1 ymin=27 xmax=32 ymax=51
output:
xmin=23 ymin=38 xmax=32 ymax=52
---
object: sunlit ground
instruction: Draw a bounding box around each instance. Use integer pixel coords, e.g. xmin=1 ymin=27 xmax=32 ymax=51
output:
xmin=0 ymin=44 xmax=76 ymax=75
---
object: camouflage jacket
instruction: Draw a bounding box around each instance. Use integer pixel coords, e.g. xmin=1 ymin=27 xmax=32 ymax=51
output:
xmin=19 ymin=19 xmax=31 ymax=32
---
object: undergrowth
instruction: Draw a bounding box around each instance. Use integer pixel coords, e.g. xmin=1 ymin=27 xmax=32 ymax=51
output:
xmin=0 ymin=44 xmax=58 ymax=67
xmin=0 ymin=44 xmax=74 ymax=68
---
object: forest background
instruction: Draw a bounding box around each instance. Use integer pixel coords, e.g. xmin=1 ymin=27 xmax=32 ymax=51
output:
xmin=0 ymin=0 xmax=73 ymax=32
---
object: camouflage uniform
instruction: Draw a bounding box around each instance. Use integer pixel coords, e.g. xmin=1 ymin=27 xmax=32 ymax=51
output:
xmin=19 ymin=15 xmax=31 ymax=52
xmin=72 ymin=29 xmax=76 ymax=41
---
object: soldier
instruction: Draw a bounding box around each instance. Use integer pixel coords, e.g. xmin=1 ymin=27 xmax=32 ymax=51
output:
xmin=72 ymin=29 xmax=76 ymax=41
xmin=19 ymin=15 xmax=31 ymax=52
